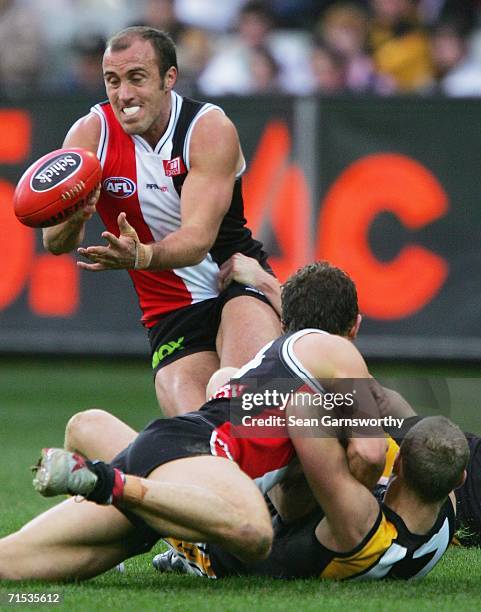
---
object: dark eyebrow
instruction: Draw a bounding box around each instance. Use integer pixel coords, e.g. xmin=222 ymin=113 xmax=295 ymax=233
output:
xmin=103 ymin=67 xmax=148 ymax=78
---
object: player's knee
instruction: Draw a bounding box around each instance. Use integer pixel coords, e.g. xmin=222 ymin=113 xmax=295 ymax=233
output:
xmin=206 ymin=367 xmax=239 ymax=399
xmin=232 ymin=515 xmax=273 ymax=561
xmin=65 ymin=408 xmax=109 ymax=453
xmin=0 ymin=538 xmax=27 ymax=580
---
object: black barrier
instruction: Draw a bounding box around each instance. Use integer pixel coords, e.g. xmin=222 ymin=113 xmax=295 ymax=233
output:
xmin=0 ymin=94 xmax=479 ymax=359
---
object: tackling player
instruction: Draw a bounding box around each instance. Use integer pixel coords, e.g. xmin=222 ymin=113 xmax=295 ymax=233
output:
xmin=0 ymin=261 xmax=386 ymax=581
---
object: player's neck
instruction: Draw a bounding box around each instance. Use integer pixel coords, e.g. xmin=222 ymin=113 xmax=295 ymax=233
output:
xmin=384 ymin=477 xmax=443 ymax=535
xmin=143 ymin=94 xmax=173 ymax=149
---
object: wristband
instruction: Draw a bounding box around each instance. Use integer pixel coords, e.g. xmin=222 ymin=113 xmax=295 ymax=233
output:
xmin=134 ymin=242 xmax=153 ymax=270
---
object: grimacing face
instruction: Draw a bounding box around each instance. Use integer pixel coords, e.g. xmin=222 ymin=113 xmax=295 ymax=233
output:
xmin=103 ymin=37 xmax=176 ymax=145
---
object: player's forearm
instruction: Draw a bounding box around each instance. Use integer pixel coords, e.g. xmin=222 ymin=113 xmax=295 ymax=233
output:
xmin=42 ymin=217 xmax=86 ymax=255
xmin=137 ymin=227 xmax=212 ymax=270
xmin=254 ymin=272 xmax=281 ymax=316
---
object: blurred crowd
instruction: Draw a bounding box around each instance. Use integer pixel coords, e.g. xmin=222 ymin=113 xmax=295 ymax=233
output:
xmin=2 ymin=0 xmax=481 ymax=98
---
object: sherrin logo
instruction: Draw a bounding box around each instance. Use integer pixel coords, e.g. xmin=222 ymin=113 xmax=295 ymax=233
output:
xmin=103 ymin=176 xmax=136 ymax=198
xmin=31 ymin=152 xmax=82 ymax=192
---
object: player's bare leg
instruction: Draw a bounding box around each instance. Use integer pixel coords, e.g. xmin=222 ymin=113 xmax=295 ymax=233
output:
xmin=0 ymin=499 xmax=135 ymax=581
xmin=65 ymin=409 xmax=137 ymax=461
xmin=121 ymin=456 xmax=273 ymax=562
xmin=33 ymin=452 xmax=272 ymax=566
xmin=217 ymin=296 xmax=281 ymax=367
xmin=155 ymin=351 xmax=220 ymax=416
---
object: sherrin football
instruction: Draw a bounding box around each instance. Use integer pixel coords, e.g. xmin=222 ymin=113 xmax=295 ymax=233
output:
xmin=14 ymin=148 xmax=102 ymax=228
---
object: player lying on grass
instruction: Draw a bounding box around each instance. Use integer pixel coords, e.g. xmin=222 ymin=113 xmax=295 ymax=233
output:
xmin=63 ymin=401 xmax=469 ymax=580
xmin=158 ymin=415 xmax=468 ymax=580
xmin=217 ymin=254 xmax=481 ymax=548
xmin=0 ymin=262 xmax=390 ymax=582
xmin=17 ymin=266 xmax=467 ymax=578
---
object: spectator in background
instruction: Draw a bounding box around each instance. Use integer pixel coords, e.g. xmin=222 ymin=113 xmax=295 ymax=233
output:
xmin=130 ymin=0 xmax=212 ymax=96
xmin=66 ymin=34 xmax=107 ymax=94
xmin=317 ymin=2 xmax=395 ymax=94
xmin=368 ymin=0 xmax=434 ymax=92
xmin=197 ymin=1 xmax=312 ymax=96
xmin=249 ymin=46 xmax=282 ymax=94
xmin=268 ymin=0 xmax=327 ymax=29
xmin=0 ymin=0 xmax=46 ymax=95
xmin=417 ymin=0 xmax=478 ymax=33
xmin=131 ymin=0 xmax=185 ymax=43
xmin=175 ymin=28 xmax=213 ymax=95
xmin=430 ymin=21 xmax=481 ymax=97
xmin=197 ymin=1 xmax=277 ymax=95
xmin=310 ymin=42 xmax=347 ymax=95
xmin=174 ymin=0 xmax=246 ymax=32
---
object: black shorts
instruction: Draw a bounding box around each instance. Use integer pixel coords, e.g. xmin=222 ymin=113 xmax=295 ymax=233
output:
xmin=148 ymin=281 xmax=274 ymax=375
xmin=111 ymin=413 xmax=214 ymax=477
xmin=110 ymin=413 xmax=215 ymax=553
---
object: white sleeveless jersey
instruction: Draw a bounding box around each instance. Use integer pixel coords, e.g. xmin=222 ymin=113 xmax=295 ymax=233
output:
xmin=91 ymin=91 xmax=267 ymax=327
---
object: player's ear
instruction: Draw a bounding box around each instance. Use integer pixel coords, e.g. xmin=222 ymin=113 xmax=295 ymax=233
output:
xmin=163 ymin=66 xmax=177 ymax=91
xmin=455 ymin=469 xmax=467 ymax=490
xmin=348 ymin=314 xmax=362 ymax=340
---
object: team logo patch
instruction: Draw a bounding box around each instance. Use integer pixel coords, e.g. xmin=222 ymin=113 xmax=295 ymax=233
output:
xmin=163 ymin=157 xmax=186 ymax=177
xmin=103 ymin=177 xmax=136 ymax=198
xmin=31 ymin=152 xmax=82 ymax=192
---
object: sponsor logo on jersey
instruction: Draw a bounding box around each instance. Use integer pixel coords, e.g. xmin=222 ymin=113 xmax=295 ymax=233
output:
xmin=146 ymin=183 xmax=168 ymax=192
xmin=163 ymin=157 xmax=186 ymax=177
xmin=152 ymin=336 xmax=185 ymax=369
xmin=31 ymin=152 xmax=82 ymax=192
xmin=103 ymin=176 xmax=136 ymax=198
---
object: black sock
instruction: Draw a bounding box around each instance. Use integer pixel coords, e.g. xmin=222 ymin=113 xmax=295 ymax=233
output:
xmin=85 ymin=460 xmax=116 ymax=504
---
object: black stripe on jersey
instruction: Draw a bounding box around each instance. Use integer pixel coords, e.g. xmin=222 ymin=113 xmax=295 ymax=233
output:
xmin=280 ymin=331 xmax=326 ymax=395
xmin=171 ymin=96 xmax=205 ymax=197
xmin=155 ymin=92 xmax=179 ymax=154
xmin=169 ymin=95 xmax=272 ymax=269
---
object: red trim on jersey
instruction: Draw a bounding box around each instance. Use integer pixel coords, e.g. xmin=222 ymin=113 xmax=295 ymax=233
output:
xmin=96 ymin=103 xmax=192 ymax=326
xmin=212 ymin=421 xmax=295 ymax=479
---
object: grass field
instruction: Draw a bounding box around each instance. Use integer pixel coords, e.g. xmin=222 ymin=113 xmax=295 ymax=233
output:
xmin=0 ymin=358 xmax=480 ymax=611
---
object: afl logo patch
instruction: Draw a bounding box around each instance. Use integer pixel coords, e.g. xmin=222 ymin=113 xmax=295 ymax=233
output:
xmin=103 ymin=177 xmax=136 ymax=198
xmin=31 ymin=152 xmax=82 ymax=192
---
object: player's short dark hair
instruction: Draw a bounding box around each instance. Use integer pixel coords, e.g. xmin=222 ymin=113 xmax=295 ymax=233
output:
xmin=281 ymin=261 xmax=358 ymax=335
xmin=106 ymin=26 xmax=178 ymax=77
xmin=400 ymin=416 xmax=469 ymax=503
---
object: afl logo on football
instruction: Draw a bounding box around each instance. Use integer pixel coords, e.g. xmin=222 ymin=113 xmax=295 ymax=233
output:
xmin=103 ymin=177 xmax=136 ymax=198
xmin=30 ymin=152 xmax=82 ymax=192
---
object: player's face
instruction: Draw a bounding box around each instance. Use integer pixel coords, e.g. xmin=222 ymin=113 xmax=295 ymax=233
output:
xmin=103 ymin=38 xmax=177 ymax=146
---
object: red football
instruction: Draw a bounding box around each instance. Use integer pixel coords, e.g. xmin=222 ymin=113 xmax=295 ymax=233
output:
xmin=14 ymin=147 xmax=102 ymax=228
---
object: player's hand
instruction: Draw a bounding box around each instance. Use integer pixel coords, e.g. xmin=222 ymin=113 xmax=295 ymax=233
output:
xmin=218 ymin=252 xmax=266 ymax=290
xmin=77 ymin=212 xmax=145 ymax=271
xmin=68 ymin=183 xmax=101 ymax=225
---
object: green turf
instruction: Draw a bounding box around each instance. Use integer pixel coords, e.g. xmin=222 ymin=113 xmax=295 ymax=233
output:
xmin=0 ymin=358 xmax=480 ymax=610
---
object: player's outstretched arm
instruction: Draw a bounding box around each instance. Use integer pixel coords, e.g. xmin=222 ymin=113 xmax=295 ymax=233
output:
xmin=78 ymin=111 xmax=241 ymax=272
xmin=42 ymin=114 xmax=101 ymax=255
